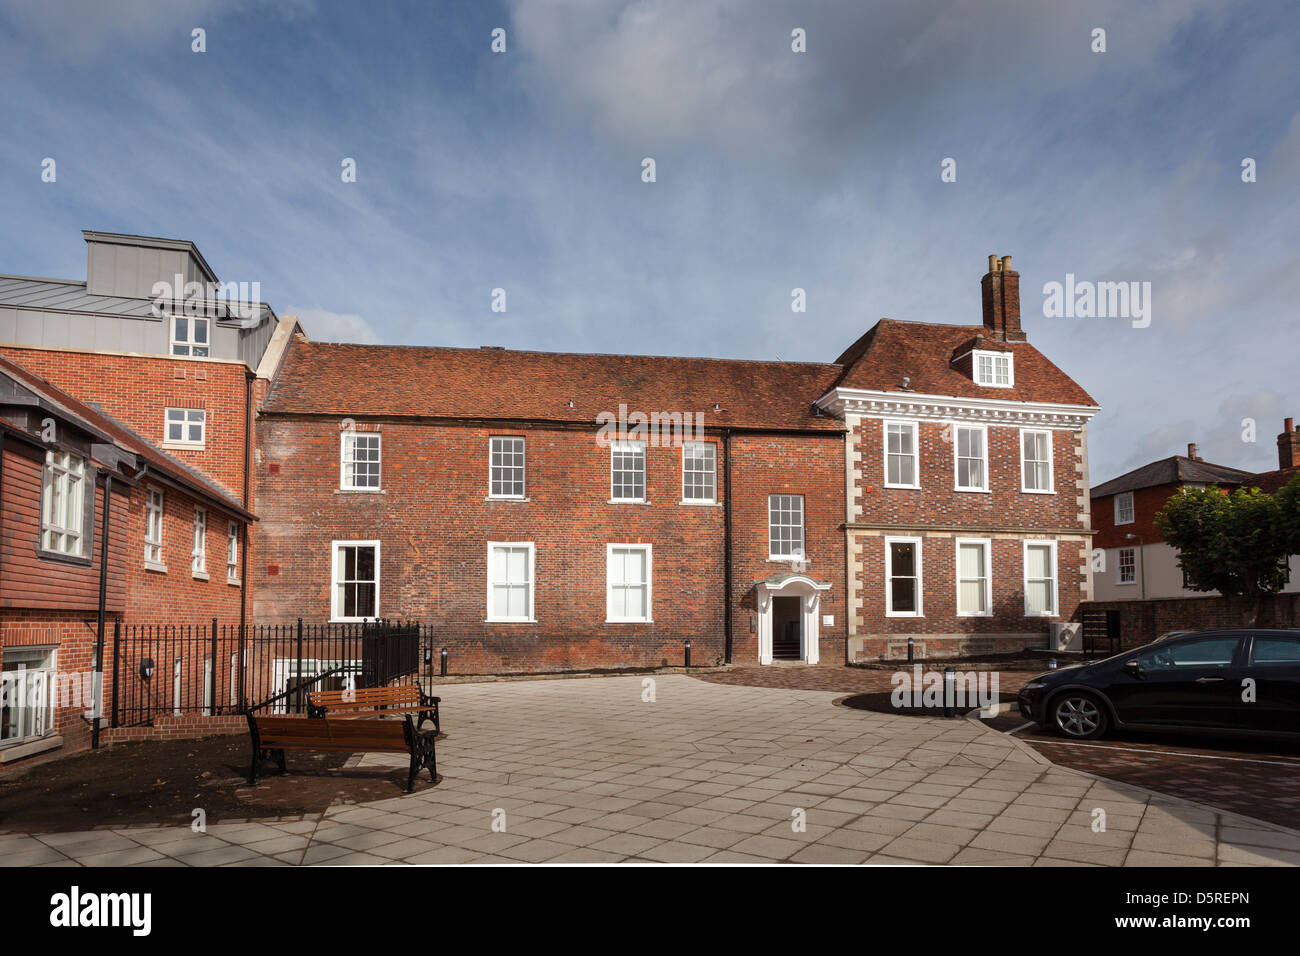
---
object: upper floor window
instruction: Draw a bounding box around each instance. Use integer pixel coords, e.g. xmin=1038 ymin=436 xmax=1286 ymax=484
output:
xmin=41 ymin=450 xmax=88 ymax=557
xmin=487 ymin=542 xmax=534 ymax=622
xmin=171 ymin=316 xmax=209 ymax=357
xmin=1021 ymin=429 xmax=1054 ymax=493
xmin=165 ymin=407 xmax=206 ymax=448
xmin=954 ymin=424 xmax=988 ymax=492
xmin=1117 ymin=546 xmax=1136 ymax=584
xmin=489 ymin=437 xmax=526 ymax=498
xmin=610 ymin=440 xmax=646 ymax=502
xmin=1114 ymin=491 xmax=1134 ymax=525
xmin=192 ymin=507 xmax=207 ymax=576
xmin=340 ymin=431 xmax=381 ymax=490
xmin=144 ymin=487 xmax=165 ymax=568
xmin=768 ymin=494 xmax=805 ymax=560
xmin=884 ymin=421 xmax=919 ymax=488
xmin=682 ymin=442 xmax=717 ymax=503
xmin=331 ymin=540 xmax=379 ymax=621
xmin=607 ymin=544 xmax=652 ymax=623
xmin=973 ymin=351 xmax=1013 ymax=387
xmin=226 ymin=521 xmax=240 ymax=585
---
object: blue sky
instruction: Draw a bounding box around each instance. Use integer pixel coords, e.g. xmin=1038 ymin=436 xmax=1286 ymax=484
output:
xmin=1 ymin=0 xmax=1297 ymax=484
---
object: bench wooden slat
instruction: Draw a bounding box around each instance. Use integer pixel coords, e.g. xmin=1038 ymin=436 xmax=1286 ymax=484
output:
xmin=245 ymin=712 xmax=437 ymax=792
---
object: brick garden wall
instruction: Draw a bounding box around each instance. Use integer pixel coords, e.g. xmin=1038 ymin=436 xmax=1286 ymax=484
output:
xmin=1082 ymin=594 xmax=1300 ymax=649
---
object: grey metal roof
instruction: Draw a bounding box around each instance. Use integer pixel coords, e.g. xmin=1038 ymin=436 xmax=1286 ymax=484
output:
xmin=0 ymin=275 xmax=156 ymax=317
xmin=1091 ymin=455 xmax=1255 ymax=498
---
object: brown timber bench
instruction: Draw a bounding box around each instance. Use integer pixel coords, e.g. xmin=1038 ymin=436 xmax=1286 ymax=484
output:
xmin=245 ymin=712 xmax=437 ymax=792
xmin=307 ymin=683 xmax=441 ymax=734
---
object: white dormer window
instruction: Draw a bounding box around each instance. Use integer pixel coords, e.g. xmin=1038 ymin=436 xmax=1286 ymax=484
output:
xmin=171 ymin=316 xmax=210 ymax=357
xmin=973 ymin=351 xmax=1013 ymax=387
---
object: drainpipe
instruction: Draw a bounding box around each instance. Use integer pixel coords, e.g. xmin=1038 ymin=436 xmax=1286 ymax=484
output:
xmin=241 ymin=370 xmax=253 ymax=638
xmin=91 ymin=473 xmax=112 ymax=749
xmin=0 ymin=431 xmax=6 ymax=596
xmin=722 ymin=429 xmax=733 ymax=664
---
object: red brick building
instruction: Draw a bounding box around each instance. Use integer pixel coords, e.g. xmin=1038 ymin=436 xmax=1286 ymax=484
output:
xmin=0 ymin=355 xmax=254 ymax=762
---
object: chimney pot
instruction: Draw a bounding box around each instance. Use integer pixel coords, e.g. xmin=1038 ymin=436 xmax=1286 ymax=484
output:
xmin=1278 ymin=419 xmax=1300 ymax=470
xmin=1000 ymin=255 xmax=1012 ymax=271
xmin=1187 ymin=442 xmax=1198 ymax=460
xmin=988 ymin=254 xmax=998 ymax=272
xmin=1287 ymin=417 xmax=1295 ymax=433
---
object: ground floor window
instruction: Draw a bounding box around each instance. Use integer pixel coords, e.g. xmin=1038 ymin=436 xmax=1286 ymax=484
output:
xmin=885 ymin=537 xmax=923 ymax=616
xmin=487 ymin=542 xmax=535 ymax=622
xmin=955 ymin=538 xmax=991 ymax=615
xmin=607 ymin=544 xmax=652 ymax=622
xmin=1 ymin=646 xmax=58 ymax=744
xmin=1117 ymin=547 xmax=1137 ymax=584
xmin=331 ymin=540 xmax=380 ymax=621
xmin=1024 ymin=540 xmax=1058 ymax=616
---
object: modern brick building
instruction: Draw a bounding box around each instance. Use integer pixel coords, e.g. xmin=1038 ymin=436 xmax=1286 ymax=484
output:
xmin=255 ymin=254 xmax=1098 ymax=671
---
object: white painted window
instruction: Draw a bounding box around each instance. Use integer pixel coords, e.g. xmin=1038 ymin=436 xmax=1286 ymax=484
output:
xmin=331 ymin=540 xmax=379 ymax=621
xmin=170 ymin=315 xmax=210 ymax=357
xmin=1115 ymin=491 xmax=1135 ymax=525
xmin=610 ymin=440 xmax=646 ymax=502
xmin=340 ymin=431 xmax=381 ymax=490
xmin=192 ymin=507 xmax=207 ymax=575
xmin=487 ymin=542 xmax=534 ymax=622
xmin=884 ymin=421 xmax=918 ymax=488
xmin=885 ymin=536 xmax=923 ymax=617
xmin=164 ymin=407 xmax=206 ymax=447
xmin=489 ymin=437 xmax=526 ymax=498
xmin=1023 ymin=541 xmax=1058 ymax=616
xmin=954 ymin=424 xmax=988 ymax=491
xmin=768 ymin=494 xmax=805 ymax=559
xmin=607 ymin=544 xmax=652 ymax=623
xmin=144 ymin=487 xmax=165 ymax=567
xmin=1021 ymin=429 xmax=1054 ymax=493
xmin=682 ymin=442 xmax=717 ymax=503
xmin=227 ymin=521 xmax=240 ymax=584
xmin=0 ymin=646 xmax=57 ymax=744
xmin=973 ymin=351 xmax=1013 ymax=387
xmin=41 ymin=450 xmax=87 ymax=556
xmin=1117 ymin=547 xmax=1137 ymax=584
xmin=956 ymin=538 xmax=992 ymax=616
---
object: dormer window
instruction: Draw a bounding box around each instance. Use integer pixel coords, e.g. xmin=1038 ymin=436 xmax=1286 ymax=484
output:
xmin=973 ymin=350 xmax=1013 ymax=387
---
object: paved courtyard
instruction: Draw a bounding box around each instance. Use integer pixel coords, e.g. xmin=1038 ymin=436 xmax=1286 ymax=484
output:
xmin=4 ymin=674 xmax=1299 ymax=866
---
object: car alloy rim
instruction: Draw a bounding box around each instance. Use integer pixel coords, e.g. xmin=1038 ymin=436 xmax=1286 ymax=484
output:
xmin=1055 ymin=697 xmax=1100 ymax=737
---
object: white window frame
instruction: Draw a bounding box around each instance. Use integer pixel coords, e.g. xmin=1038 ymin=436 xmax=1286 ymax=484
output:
xmin=610 ymin=440 xmax=647 ymax=503
xmin=170 ymin=315 xmax=210 ymax=357
xmin=226 ymin=520 xmax=240 ymax=585
xmin=40 ymin=449 xmax=88 ymax=557
xmin=1 ymin=646 xmax=58 ymax=746
xmin=486 ymin=541 xmax=536 ymax=623
xmin=885 ymin=535 xmax=924 ymax=618
xmin=1114 ymin=491 xmax=1135 ymax=525
xmin=973 ymin=350 xmax=1014 ymax=387
xmin=883 ymin=420 xmax=920 ymax=489
xmin=164 ymin=407 xmax=206 ymax=448
xmin=767 ymin=494 xmax=806 ymax=561
xmin=192 ymin=507 xmax=207 ymax=577
xmin=681 ymin=441 xmax=717 ymax=504
xmin=1023 ymin=540 xmax=1059 ymax=617
xmin=330 ymin=539 xmax=381 ymax=622
xmin=1020 ymin=428 xmax=1055 ymax=494
xmin=144 ymin=486 xmax=165 ymax=570
xmin=606 ymin=543 xmax=653 ymax=623
xmin=339 ymin=430 xmax=382 ymax=491
xmin=488 ymin=436 xmax=527 ymax=499
xmin=1117 ymin=546 xmax=1137 ymax=585
xmin=953 ymin=423 xmax=989 ymax=492
xmin=955 ymin=537 xmax=992 ymax=617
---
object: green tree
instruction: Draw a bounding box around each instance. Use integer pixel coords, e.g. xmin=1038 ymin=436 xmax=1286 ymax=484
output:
xmin=1155 ymin=474 xmax=1300 ymax=625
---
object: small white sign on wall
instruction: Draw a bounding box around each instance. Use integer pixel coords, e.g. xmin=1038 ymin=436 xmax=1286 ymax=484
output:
xmin=822 ymin=615 xmax=834 ymax=626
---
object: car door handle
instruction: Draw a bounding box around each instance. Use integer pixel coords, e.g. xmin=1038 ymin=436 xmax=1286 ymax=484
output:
xmin=1194 ymin=677 xmax=1225 ymax=684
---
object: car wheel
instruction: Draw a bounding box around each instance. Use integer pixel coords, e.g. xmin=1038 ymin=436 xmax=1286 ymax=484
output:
xmin=1051 ymin=692 xmax=1108 ymax=740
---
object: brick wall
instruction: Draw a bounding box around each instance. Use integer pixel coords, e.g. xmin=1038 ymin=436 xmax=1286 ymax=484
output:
xmin=254 ymin=416 xmax=845 ymax=673
xmin=1083 ymin=594 xmax=1300 ymax=649
xmin=1093 ymin=483 xmax=1179 ymax=550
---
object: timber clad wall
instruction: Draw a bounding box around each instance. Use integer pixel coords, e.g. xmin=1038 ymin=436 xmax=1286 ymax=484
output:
xmin=254 ymin=418 xmax=846 ymax=671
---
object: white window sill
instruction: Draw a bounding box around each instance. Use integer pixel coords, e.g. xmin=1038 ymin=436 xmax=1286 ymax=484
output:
xmin=1023 ymin=611 xmax=1059 ymax=618
xmin=144 ymin=561 xmax=168 ymax=574
xmin=1021 ymin=488 xmax=1057 ymax=495
xmin=956 ymin=611 xmax=993 ymax=618
xmin=1114 ymin=518 xmax=1134 ymax=524
xmin=609 ymin=499 xmax=650 ymax=505
xmin=192 ymin=570 xmax=209 ymax=581
xmin=330 ymin=617 xmax=379 ymax=624
xmin=883 ymin=483 xmax=921 ymax=490
xmin=680 ymin=499 xmax=720 ymax=506
xmin=227 ymin=577 xmax=242 ymax=587
xmin=336 ymin=487 xmax=385 ymax=494
xmin=0 ymin=734 xmax=63 ymax=763
xmin=484 ymin=618 xmax=538 ymax=624
xmin=605 ymin=618 xmax=653 ymax=625
xmin=955 ymin=487 xmax=991 ymax=494
xmin=486 ymin=496 xmax=530 ymax=502
xmin=1116 ymin=580 xmax=1137 ymax=586
xmin=162 ymin=442 xmax=205 ymax=452
xmin=885 ymin=612 xmax=924 ymax=618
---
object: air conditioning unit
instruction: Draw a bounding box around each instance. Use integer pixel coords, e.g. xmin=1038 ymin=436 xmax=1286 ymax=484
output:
xmin=1050 ymin=621 xmax=1082 ymax=653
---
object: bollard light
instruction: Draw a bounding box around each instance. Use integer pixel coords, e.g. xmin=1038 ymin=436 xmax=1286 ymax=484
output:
xmin=907 ymin=635 xmax=915 ymax=664
xmin=440 ymin=647 xmax=448 ymax=677
xmin=943 ymin=666 xmax=956 ymax=718
xmin=684 ymin=639 xmax=692 ymax=669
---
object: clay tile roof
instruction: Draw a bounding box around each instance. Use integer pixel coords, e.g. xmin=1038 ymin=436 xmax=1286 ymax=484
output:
xmin=264 ymin=341 xmax=845 ymax=432
xmin=832 ymin=319 xmax=1097 ymax=406
xmin=1091 ymin=455 xmax=1255 ymax=498
xmin=1244 ymin=466 xmax=1300 ymax=495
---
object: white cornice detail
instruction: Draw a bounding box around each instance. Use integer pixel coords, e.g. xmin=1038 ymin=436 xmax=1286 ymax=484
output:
xmin=815 ymin=387 xmax=1099 ymax=429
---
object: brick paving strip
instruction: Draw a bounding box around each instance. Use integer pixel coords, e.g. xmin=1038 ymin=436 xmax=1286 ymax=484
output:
xmin=4 ymin=674 xmax=1298 ymax=867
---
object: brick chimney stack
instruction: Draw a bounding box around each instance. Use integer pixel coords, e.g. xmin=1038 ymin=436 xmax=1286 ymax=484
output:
xmin=981 ymin=254 xmax=1026 ymax=343
xmin=1187 ymin=442 xmax=1200 ymax=461
xmin=1279 ymin=418 xmax=1300 ymax=470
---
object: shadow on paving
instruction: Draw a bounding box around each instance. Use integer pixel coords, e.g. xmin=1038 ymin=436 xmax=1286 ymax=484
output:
xmin=0 ymin=735 xmax=431 ymax=832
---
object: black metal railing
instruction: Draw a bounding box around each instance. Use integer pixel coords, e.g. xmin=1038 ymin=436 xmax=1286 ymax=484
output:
xmin=109 ymin=618 xmax=428 ymax=728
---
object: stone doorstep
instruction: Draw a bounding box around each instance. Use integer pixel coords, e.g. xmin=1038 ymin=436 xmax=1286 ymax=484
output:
xmin=964 ymin=710 xmax=1300 ymax=843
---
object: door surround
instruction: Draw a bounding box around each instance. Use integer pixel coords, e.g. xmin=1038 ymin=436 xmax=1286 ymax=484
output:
xmin=756 ymin=574 xmax=831 ymax=665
